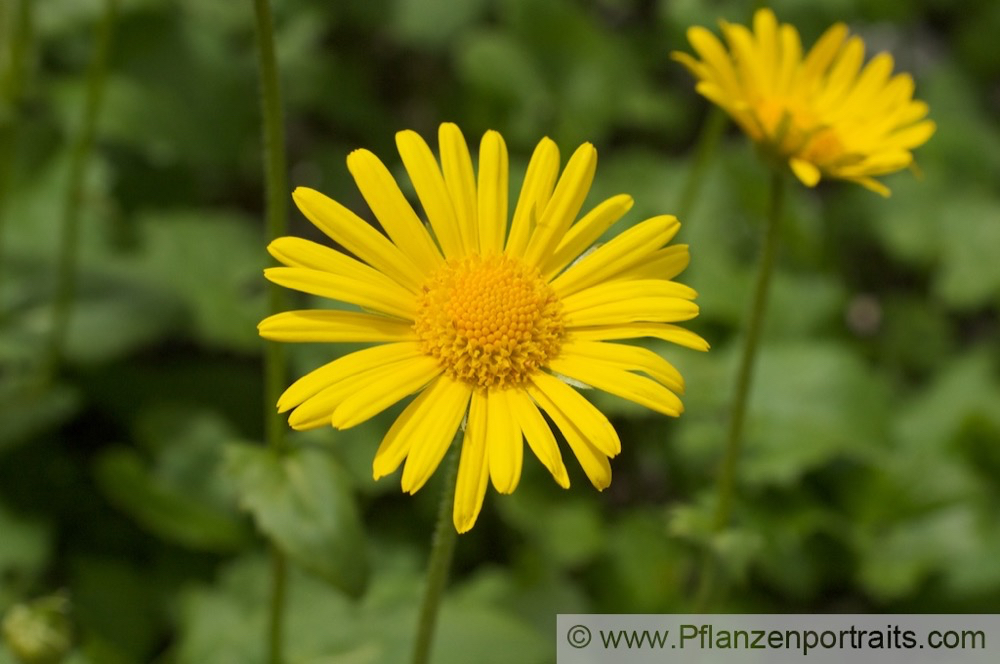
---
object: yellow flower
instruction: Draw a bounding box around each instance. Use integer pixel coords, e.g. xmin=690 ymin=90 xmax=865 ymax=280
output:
xmin=672 ymin=8 xmax=935 ymax=196
xmin=259 ymin=123 xmax=706 ymax=532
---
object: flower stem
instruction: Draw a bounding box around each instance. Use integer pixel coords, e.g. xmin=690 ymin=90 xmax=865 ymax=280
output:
xmin=251 ymin=0 xmax=289 ymax=661
xmin=0 ymin=0 xmax=34 ymax=311
xmin=412 ymin=444 xmax=460 ymax=664
xmin=45 ymin=0 xmax=114 ymax=375
xmin=676 ymin=108 xmax=727 ymax=222
xmin=267 ymin=542 xmax=288 ymax=664
xmin=695 ymin=169 xmax=785 ymax=611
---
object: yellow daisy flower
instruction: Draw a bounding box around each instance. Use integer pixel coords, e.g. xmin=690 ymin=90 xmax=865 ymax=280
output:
xmin=672 ymin=8 xmax=935 ymax=196
xmin=259 ymin=123 xmax=706 ymax=532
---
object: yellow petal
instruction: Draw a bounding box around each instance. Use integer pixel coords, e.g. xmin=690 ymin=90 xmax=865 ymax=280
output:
xmin=790 ymin=158 xmax=821 ymax=187
xmin=561 ymin=339 xmax=685 ymax=394
xmin=477 ymin=131 xmax=509 ymax=255
xmin=563 ymin=296 xmax=700 ymax=327
xmin=752 ymin=8 xmax=779 ymax=96
xmin=685 ymin=25 xmax=741 ymax=98
xmin=486 ymin=389 xmax=523 ymax=494
xmin=398 ymin=376 xmax=472 ymax=493
xmin=506 ymin=137 xmax=560 ymax=257
xmin=610 ymin=245 xmax=690 ymax=281
xmin=541 ymin=194 xmax=634 ymax=280
xmin=507 ymin=388 xmax=569 ymax=488
xmin=277 ymin=342 xmax=423 ymax=413
xmin=800 ymin=22 xmax=848 ymax=87
xmin=529 ymin=372 xmax=620 ymax=457
xmin=373 ymin=375 xmax=465 ymax=481
xmin=287 ymin=359 xmax=412 ymax=431
xmin=526 ymin=381 xmax=612 ymax=490
xmin=849 ymin=176 xmax=891 ymax=198
xmin=523 ymin=143 xmax=597 ymax=266
xmin=816 ymin=36 xmax=865 ymax=109
xmin=562 ymin=279 xmax=697 ymax=316
xmin=721 ymin=21 xmax=764 ymax=97
xmin=258 ymin=310 xmax=415 ymax=343
xmin=292 ymin=187 xmax=424 ymax=292
xmin=453 ymin=390 xmax=490 ymax=533
xmin=331 ymin=355 xmax=442 ymax=429
xmin=439 ymin=123 xmax=479 ymax=255
xmin=548 ymin=356 xmax=684 ymax=417
xmin=775 ymin=23 xmax=802 ymax=96
xmin=569 ymin=322 xmax=710 ymax=352
xmin=396 ymin=129 xmax=463 ymax=258
xmin=267 ymin=237 xmax=402 ymax=291
xmin=346 ymin=149 xmax=443 ymax=273
xmin=551 ymin=215 xmax=678 ymax=297
xmin=883 ymin=120 xmax=936 ymax=151
xmin=263 ymin=267 xmax=415 ymax=320
xmin=839 ymin=52 xmax=894 ymax=112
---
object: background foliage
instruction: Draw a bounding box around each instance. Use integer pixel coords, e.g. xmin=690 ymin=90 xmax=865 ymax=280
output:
xmin=1 ymin=0 xmax=998 ymax=662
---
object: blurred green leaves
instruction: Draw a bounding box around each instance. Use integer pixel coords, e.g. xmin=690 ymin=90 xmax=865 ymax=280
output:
xmin=94 ymin=409 xmax=252 ymax=554
xmin=225 ymin=444 xmax=369 ymax=597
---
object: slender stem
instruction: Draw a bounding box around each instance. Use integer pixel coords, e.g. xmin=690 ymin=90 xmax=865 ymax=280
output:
xmin=675 ymin=107 xmax=727 ymax=222
xmin=694 ymin=169 xmax=785 ymax=611
xmin=412 ymin=445 xmax=460 ymax=664
xmin=45 ymin=0 xmax=115 ymax=374
xmin=252 ymin=0 xmax=289 ymax=453
xmin=0 ymin=0 xmax=34 ymax=308
xmin=251 ymin=1 xmax=289 ymax=661
xmin=267 ymin=543 xmax=288 ymax=664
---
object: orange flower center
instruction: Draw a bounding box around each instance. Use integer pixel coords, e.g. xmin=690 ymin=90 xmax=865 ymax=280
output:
xmin=414 ymin=255 xmax=564 ymax=389
xmin=757 ymin=98 xmax=845 ymax=164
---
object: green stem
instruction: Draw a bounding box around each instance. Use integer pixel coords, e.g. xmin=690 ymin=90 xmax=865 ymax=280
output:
xmin=412 ymin=445 xmax=460 ymax=664
xmin=0 ymin=0 xmax=32 ymax=313
xmin=45 ymin=0 xmax=115 ymax=374
xmin=694 ymin=169 xmax=785 ymax=611
xmin=676 ymin=107 xmax=727 ymax=222
xmin=267 ymin=543 xmax=288 ymax=664
xmin=251 ymin=0 xmax=289 ymax=661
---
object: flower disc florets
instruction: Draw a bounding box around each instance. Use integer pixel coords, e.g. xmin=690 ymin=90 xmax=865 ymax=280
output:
xmin=414 ymin=254 xmax=563 ymax=389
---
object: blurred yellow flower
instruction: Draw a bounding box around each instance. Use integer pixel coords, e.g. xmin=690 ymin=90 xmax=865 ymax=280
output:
xmin=673 ymin=8 xmax=935 ymax=196
xmin=259 ymin=123 xmax=706 ymax=532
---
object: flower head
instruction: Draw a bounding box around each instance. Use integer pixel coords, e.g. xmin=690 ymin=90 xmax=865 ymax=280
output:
xmin=259 ymin=123 xmax=706 ymax=532
xmin=672 ymin=8 xmax=935 ymax=196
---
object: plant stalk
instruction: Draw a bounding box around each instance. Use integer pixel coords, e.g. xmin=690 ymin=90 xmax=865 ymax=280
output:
xmin=251 ymin=0 xmax=289 ymax=661
xmin=411 ymin=445 xmax=460 ymax=664
xmin=45 ymin=0 xmax=115 ymax=374
xmin=695 ymin=169 xmax=785 ymax=611
xmin=676 ymin=108 xmax=727 ymax=222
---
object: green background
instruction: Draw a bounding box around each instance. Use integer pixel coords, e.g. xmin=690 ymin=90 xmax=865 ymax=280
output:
xmin=1 ymin=0 xmax=998 ymax=662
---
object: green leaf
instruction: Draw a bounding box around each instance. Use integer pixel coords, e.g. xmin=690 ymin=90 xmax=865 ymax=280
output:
xmin=500 ymin=488 xmax=606 ymax=568
xmin=858 ymin=505 xmax=982 ymax=601
xmin=0 ymin=378 xmax=80 ymax=456
xmin=743 ymin=343 xmax=889 ymax=486
xmin=392 ymin=0 xmax=490 ymax=48
xmin=602 ymin=511 xmax=689 ymax=611
xmin=61 ymin=283 xmax=183 ymax=365
xmin=676 ymin=342 xmax=889 ymax=487
xmin=130 ymin=210 xmax=266 ymax=350
xmin=174 ymin=550 xmax=551 ymax=664
xmin=667 ymin=499 xmax=763 ymax=591
xmin=224 ymin=444 xmax=369 ymax=597
xmin=0 ymin=502 xmax=53 ymax=611
xmin=94 ymin=447 xmax=249 ymax=552
xmin=934 ymin=194 xmax=1000 ymax=308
